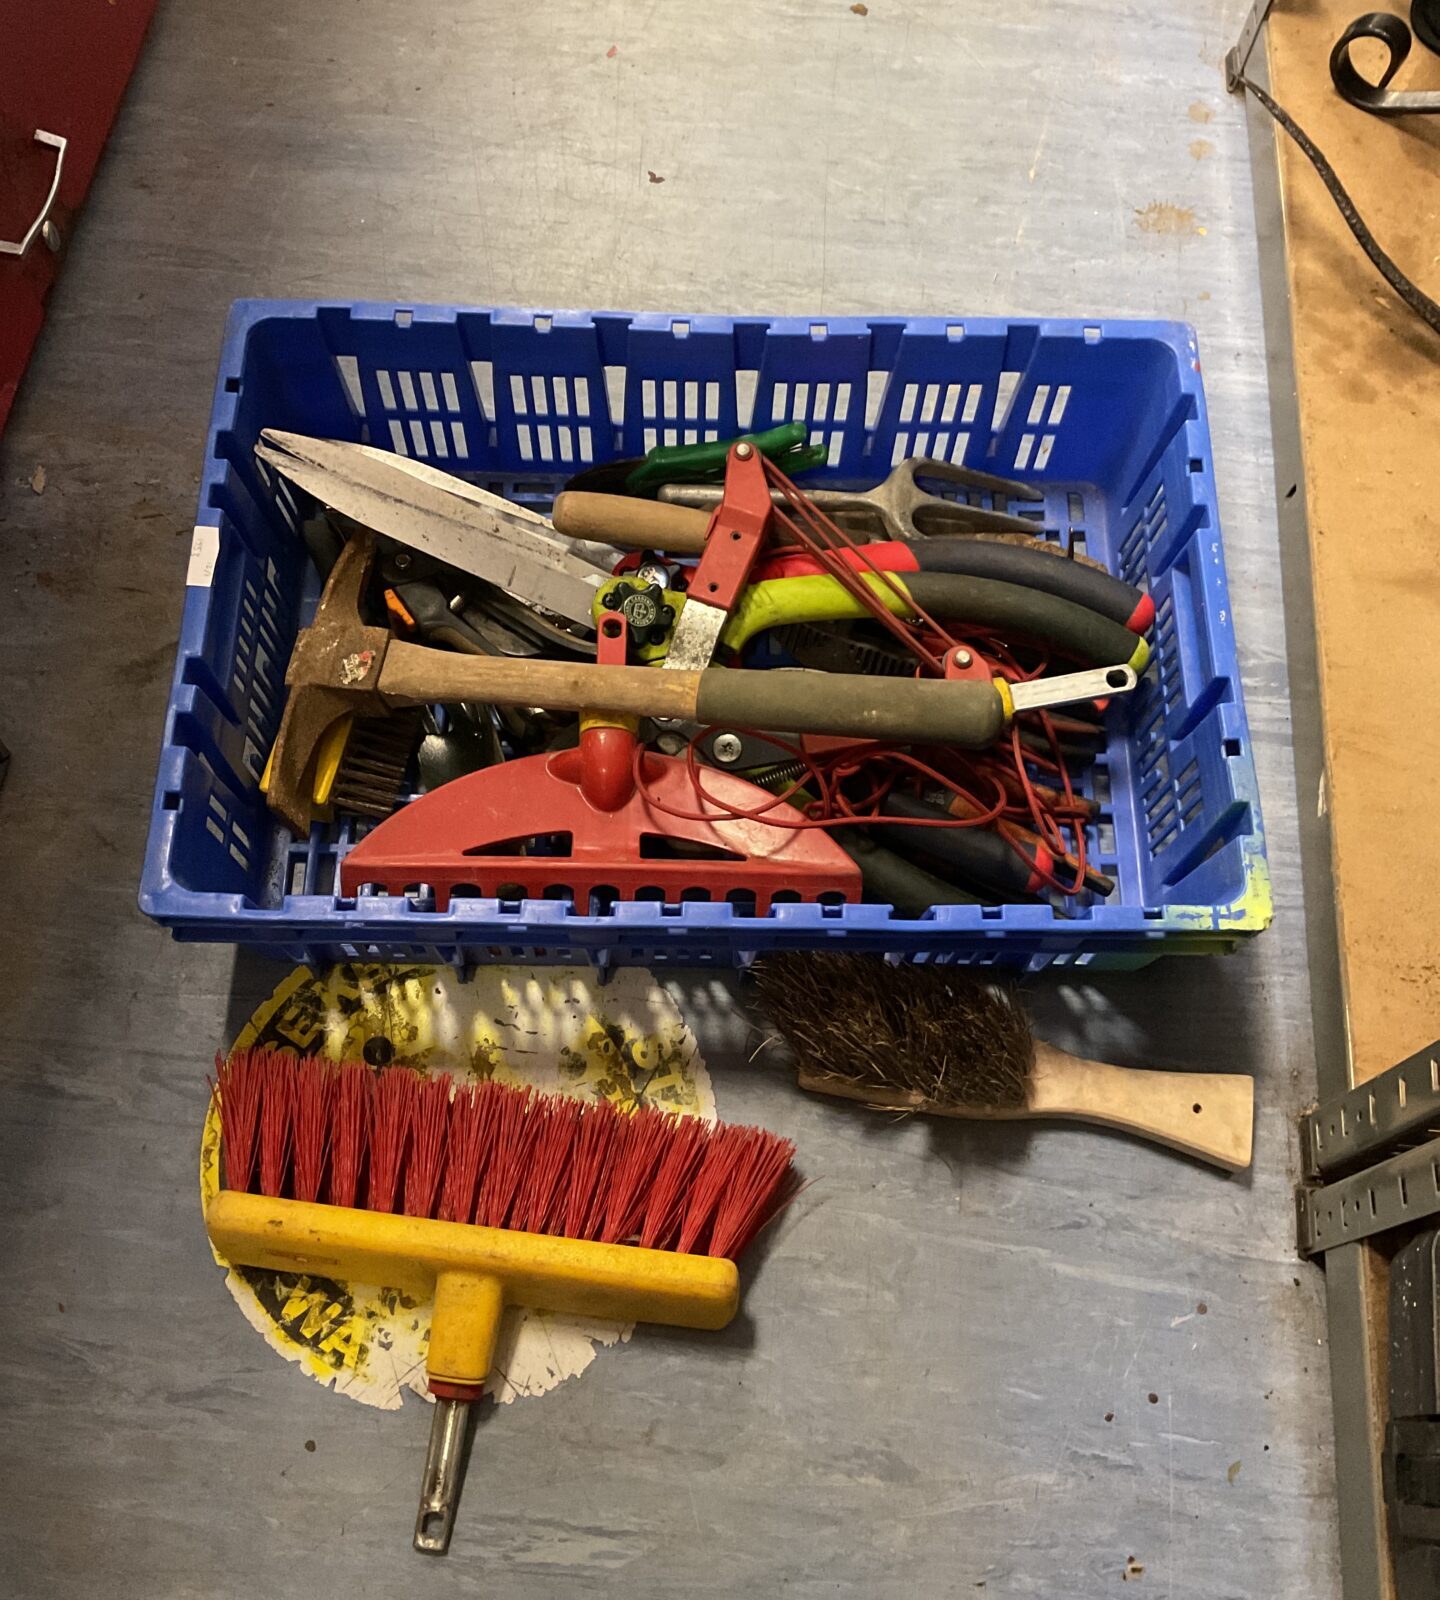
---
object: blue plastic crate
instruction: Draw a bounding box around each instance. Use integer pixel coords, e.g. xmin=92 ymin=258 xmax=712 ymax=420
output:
xmin=139 ymin=301 xmax=1271 ymax=973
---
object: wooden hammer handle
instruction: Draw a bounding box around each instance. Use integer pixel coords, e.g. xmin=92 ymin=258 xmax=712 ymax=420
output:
xmin=552 ymin=491 xmax=711 ymax=554
xmin=377 ymin=640 xmax=704 ymax=719
xmin=380 ymin=643 xmax=1010 ymax=747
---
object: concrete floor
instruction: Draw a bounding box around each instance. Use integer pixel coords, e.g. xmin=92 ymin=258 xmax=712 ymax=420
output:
xmin=0 ymin=2 xmax=1338 ymax=1595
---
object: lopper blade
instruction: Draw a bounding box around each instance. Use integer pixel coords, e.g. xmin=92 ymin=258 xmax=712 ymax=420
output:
xmin=256 ymin=430 xmax=611 ymax=630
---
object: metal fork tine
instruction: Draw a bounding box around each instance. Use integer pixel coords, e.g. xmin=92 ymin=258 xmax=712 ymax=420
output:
xmin=901 ymin=456 xmax=1045 ymax=501
xmin=886 ymin=457 xmax=1045 ymax=539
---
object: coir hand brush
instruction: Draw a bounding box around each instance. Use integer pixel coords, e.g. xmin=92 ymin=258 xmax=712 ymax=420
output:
xmin=209 ymin=1049 xmax=796 ymax=1555
xmin=752 ymin=954 xmax=1252 ymax=1171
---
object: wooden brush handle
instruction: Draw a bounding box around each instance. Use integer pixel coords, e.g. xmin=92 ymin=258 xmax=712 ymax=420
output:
xmin=552 ymin=491 xmax=711 ymax=554
xmin=796 ymin=1044 xmax=1253 ymax=1172
xmin=1023 ymin=1043 xmax=1253 ymax=1170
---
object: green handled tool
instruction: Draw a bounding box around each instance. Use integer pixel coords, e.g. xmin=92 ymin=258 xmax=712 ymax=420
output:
xmin=564 ymin=421 xmax=827 ymax=496
xmin=625 ymin=421 xmax=826 ymax=493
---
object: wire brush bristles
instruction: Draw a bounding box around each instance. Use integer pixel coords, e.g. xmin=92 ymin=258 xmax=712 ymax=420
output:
xmin=752 ymin=953 xmax=1032 ymax=1108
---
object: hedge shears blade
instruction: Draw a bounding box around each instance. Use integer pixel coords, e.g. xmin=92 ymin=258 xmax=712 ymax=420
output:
xmin=256 ymin=431 xmax=613 ymax=630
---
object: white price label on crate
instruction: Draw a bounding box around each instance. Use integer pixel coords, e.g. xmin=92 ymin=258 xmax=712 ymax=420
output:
xmin=186 ymin=524 xmax=220 ymax=588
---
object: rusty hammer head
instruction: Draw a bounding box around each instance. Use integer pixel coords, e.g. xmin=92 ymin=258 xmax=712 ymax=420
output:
xmin=266 ymin=529 xmax=396 ymax=834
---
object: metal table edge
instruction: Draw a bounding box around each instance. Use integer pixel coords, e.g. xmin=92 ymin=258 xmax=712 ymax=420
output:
xmin=1228 ymin=13 xmax=1389 ymax=1598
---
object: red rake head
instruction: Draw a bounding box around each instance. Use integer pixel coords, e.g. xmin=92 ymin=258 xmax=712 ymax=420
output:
xmin=214 ymin=1048 xmax=797 ymax=1261
xmin=337 ymin=748 xmax=860 ymax=914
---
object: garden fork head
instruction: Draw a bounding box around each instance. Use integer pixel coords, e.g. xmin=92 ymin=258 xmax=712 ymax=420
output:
xmin=874 ymin=457 xmax=1045 ymax=539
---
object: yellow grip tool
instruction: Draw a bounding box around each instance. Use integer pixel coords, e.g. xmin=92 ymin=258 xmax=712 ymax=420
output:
xmin=719 ymin=569 xmax=1151 ymax=673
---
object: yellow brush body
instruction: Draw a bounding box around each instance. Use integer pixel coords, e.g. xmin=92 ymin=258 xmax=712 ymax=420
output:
xmin=205 ymin=1190 xmax=740 ymax=1391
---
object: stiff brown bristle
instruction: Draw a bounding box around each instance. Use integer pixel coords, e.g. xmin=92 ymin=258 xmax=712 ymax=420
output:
xmin=214 ymin=1050 xmax=797 ymax=1262
xmin=752 ymin=953 xmax=1033 ymax=1109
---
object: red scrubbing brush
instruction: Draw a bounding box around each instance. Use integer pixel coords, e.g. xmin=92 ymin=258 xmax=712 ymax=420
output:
xmin=208 ymin=1048 xmax=796 ymax=1554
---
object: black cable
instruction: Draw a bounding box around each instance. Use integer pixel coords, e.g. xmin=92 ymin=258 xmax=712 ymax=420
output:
xmin=1237 ymin=71 xmax=1440 ymax=338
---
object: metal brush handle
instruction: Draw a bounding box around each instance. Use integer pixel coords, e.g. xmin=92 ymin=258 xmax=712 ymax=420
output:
xmin=414 ymin=1395 xmax=472 ymax=1555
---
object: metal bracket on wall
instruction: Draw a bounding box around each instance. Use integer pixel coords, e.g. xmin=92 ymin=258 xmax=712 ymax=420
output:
xmin=1299 ymin=1133 xmax=1440 ymax=1257
xmin=1298 ymin=1039 xmax=1440 ymax=1257
xmin=1225 ymin=0 xmax=1278 ymax=92
xmin=1302 ymin=1038 xmax=1440 ymax=1181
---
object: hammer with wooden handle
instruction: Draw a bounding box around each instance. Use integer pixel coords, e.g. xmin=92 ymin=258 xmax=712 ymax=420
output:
xmin=266 ymin=531 xmax=1136 ymax=834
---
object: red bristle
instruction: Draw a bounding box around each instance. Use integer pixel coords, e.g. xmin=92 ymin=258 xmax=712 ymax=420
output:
xmin=474 ymin=1085 xmax=542 ymax=1229
xmin=403 ymin=1074 xmax=453 ymax=1219
xmin=291 ymin=1058 xmax=335 ymax=1203
xmin=216 ymin=1047 xmax=797 ymax=1259
xmin=462 ymin=1081 xmax=508 ymax=1222
xmin=561 ymin=1100 xmax=619 ymax=1240
xmin=512 ymin=1096 xmax=582 ymax=1234
xmin=328 ymin=1065 xmax=371 ymax=1208
xmin=583 ymin=1100 xmax=636 ymax=1240
xmin=637 ymin=1114 xmax=709 ymax=1250
xmin=252 ymin=1049 xmax=296 ymax=1203
xmin=257 ymin=1049 xmax=297 ymax=1198
xmin=675 ymin=1126 xmax=751 ymax=1257
xmin=705 ymin=1127 xmax=798 ymax=1259
xmin=366 ymin=1069 xmax=417 ymax=1214
xmin=597 ymin=1108 xmax=674 ymax=1245
xmin=437 ymin=1083 xmax=487 ymax=1224
xmin=215 ymin=1048 xmax=263 ymax=1194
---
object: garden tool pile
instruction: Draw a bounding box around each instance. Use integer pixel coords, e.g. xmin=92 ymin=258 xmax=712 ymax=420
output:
xmin=255 ymin=422 xmax=1151 ymax=915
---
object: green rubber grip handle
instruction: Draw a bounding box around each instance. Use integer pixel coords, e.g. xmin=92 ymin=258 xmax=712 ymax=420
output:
xmin=694 ymin=668 xmax=1008 ymax=746
xmin=720 ymin=570 xmax=1148 ymax=671
xmin=626 ymin=422 xmax=821 ymax=493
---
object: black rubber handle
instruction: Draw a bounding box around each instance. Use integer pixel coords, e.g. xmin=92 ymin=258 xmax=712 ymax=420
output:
xmin=695 ymin=668 xmax=1007 ymax=746
xmin=907 ymin=537 xmax=1148 ymax=630
xmin=902 ymin=571 xmax=1144 ymax=668
xmin=878 ymin=791 xmax=1040 ymax=897
xmin=392 ymin=581 xmax=490 ymax=654
xmin=834 ymin=829 xmax=983 ymax=915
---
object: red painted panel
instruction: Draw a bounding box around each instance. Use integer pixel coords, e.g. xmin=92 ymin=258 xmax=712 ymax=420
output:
xmin=0 ymin=0 xmax=158 ymax=432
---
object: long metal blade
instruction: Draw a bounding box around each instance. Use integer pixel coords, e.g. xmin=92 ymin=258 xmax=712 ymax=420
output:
xmin=256 ymin=430 xmax=610 ymax=629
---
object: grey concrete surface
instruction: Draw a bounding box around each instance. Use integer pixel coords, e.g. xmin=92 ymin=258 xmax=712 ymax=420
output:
xmin=0 ymin=2 xmax=1337 ymax=1595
